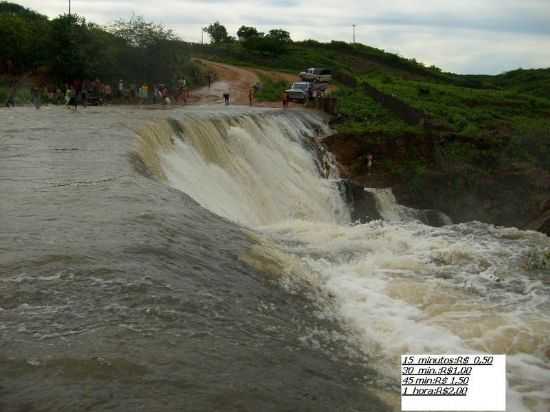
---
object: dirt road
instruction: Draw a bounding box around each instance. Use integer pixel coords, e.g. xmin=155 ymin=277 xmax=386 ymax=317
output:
xmin=189 ymin=59 xmax=298 ymax=107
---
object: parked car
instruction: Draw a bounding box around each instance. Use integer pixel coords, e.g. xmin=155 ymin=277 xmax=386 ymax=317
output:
xmin=285 ymin=82 xmax=312 ymax=103
xmin=299 ymin=68 xmax=332 ymax=83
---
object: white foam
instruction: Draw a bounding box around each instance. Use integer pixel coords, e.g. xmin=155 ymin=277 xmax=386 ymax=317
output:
xmin=261 ymin=219 xmax=550 ymax=411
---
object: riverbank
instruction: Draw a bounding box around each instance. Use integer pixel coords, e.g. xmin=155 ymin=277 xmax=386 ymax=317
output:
xmin=322 ymin=131 xmax=550 ymax=235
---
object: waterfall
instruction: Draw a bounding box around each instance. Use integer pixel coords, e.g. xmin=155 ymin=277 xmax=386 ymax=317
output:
xmin=136 ymin=110 xmax=349 ymax=227
xmin=365 ymin=187 xmax=452 ymax=226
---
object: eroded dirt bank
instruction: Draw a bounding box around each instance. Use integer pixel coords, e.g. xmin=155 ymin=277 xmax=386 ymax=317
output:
xmin=323 ymin=132 xmax=550 ymax=235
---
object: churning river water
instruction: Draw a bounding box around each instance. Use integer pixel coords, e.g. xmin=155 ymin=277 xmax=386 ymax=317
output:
xmin=1 ymin=106 xmax=549 ymax=412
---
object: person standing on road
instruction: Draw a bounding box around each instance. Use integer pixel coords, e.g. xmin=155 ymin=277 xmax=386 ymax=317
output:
xmin=104 ymin=83 xmax=112 ymax=103
xmin=5 ymin=81 xmax=16 ymax=108
xmin=223 ymin=92 xmax=230 ymax=105
xmin=67 ymin=87 xmax=78 ymax=111
xmin=118 ymin=80 xmax=124 ymax=98
xmin=31 ymin=86 xmax=41 ymax=109
xmin=282 ymin=92 xmax=288 ymax=109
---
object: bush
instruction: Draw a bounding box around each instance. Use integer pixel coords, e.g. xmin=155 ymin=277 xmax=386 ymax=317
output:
xmin=254 ymin=75 xmax=288 ymax=102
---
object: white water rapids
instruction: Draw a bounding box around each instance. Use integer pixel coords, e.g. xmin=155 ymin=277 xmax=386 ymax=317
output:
xmin=138 ymin=109 xmax=550 ymax=412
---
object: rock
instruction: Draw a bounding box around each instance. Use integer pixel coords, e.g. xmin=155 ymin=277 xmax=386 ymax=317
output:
xmin=339 ymin=180 xmax=381 ymax=223
xmin=419 ymin=209 xmax=452 ymax=227
xmin=526 ymin=209 xmax=550 ymax=236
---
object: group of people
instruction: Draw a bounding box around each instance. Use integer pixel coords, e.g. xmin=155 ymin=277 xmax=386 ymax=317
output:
xmin=5 ymin=74 xmax=300 ymax=110
xmin=110 ymin=79 xmax=191 ymax=106
xmin=4 ymin=78 xmax=192 ymax=110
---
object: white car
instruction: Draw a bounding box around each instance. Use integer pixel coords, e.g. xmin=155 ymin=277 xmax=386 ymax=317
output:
xmin=299 ymin=68 xmax=332 ymax=83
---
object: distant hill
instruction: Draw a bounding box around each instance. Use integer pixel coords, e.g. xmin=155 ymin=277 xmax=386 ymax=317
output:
xmin=0 ymin=1 xmax=47 ymax=19
xmin=492 ymin=68 xmax=550 ymax=98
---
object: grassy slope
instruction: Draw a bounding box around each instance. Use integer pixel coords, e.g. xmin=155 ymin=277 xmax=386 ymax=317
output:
xmin=186 ymin=40 xmax=443 ymax=80
xmin=253 ymin=74 xmax=289 ymax=102
xmin=365 ymin=73 xmax=550 ymax=137
xmin=189 ymin=41 xmax=549 ymax=134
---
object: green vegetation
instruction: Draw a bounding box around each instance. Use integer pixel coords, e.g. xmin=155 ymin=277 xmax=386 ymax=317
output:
xmin=364 ymin=73 xmax=550 ymax=138
xmin=333 ymin=87 xmax=419 ymax=136
xmin=186 ymin=39 xmax=442 ymax=80
xmin=457 ymin=68 xmax=550 ymax=99
xmin=350 ymin=72 xmax=550 ymax=176
xmin=203 ymin=21 xmax=231 ymax=44
xmin=0 ymin=2 xmax=50 ymax=73
xmin=0 ymin=2 xmax=206 ymax=88
xmin=0 ymin=82 xmax=30 ymax=103
xmin=254 ymin=75 xmax=289 ymax=102
xmin=493 ymin=69 xmax=550 ymax=98
xmin=240 ymin=29 xmax=292 ymax=56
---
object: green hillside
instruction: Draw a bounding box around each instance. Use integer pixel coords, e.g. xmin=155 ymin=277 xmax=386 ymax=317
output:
xmin=187 ymin=40 xmax=444 ymax=81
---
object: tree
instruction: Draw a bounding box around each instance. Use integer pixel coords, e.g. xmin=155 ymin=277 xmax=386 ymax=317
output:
xmin=204 ymin=21 xmax=229 ymax=44
xmin=266 ymin=29 xmax=291 ymax=44
xmin=110 ymin=15 xmax=177 ymax=48
xmin=0 ymin=2 xmax=49 ymax=73
xmin=108 ymin=15 xmax=192 ymax=83
xmin=237 ymin=25 xmax=261 ymax=41
xmin=0 ymin=2 xmax=205 ymax=87
xmin=0 ymin=1 xmax=46 ymax=19
xmin=242 ymin=28 xmax=292 ymax=55
xmin=48 ymin=14 xmax=94 ymax=81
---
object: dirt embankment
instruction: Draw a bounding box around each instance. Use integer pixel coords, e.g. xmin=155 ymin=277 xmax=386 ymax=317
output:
xmin=323 ymin=132 xmax=550 ymax=235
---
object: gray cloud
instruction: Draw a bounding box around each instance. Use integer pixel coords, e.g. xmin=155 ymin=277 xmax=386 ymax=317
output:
xmin=17 ymin=0 xmax=550 ymax=74
xmin=359 ymin=11 xmax=550 ymax=36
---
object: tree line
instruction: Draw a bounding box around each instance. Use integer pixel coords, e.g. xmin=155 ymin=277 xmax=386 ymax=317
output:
xmin=0 ymin=1 xmax=295 ymax=86
xmin=203 ymin=21 xmax=292 ymax=55
xmin=0 ymin=2 xmax=203 ymax=86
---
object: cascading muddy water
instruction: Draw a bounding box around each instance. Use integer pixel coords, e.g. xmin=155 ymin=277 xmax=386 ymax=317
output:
xmin=137 ymin=110 xmax=349 ymax=227
xmin=137 ymin=109 xmax=550 ymax=412
xmin=365 ymin=187 xmax=453 ymax=226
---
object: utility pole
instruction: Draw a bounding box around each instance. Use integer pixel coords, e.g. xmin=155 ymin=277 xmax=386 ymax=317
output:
xmin=68 ymin=0 xmax=71 ymax=16
xmin=201 ymin=28 xmax=204 ymax=45
xmin=352 ymin=24 xmax=356 ymax=44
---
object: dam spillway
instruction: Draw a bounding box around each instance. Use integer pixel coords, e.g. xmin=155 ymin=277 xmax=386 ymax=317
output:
xmin=1 ymin=105 xmax=549 ymax=411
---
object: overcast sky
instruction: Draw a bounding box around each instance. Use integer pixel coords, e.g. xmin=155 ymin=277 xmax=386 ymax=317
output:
xmin=18 ymin=0 xmax=550 ymax=74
